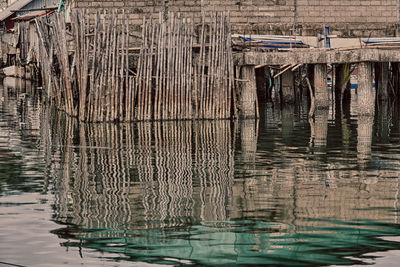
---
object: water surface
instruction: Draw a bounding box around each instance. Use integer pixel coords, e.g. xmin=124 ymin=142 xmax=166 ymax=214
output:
xmin=1 ymin=78 xmax=400 ymax=266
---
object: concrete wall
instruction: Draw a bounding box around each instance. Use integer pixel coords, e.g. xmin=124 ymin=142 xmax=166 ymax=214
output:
xmin=71 ymin=0 xmax=400 ymax=37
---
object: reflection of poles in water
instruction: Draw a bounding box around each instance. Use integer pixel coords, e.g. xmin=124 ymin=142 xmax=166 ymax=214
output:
xmin=50 ymin=119 xmax=236 ymax=230
xmin=52 ymin=119 xmax=133 ymax=229
xmin=281 ymin=105 xmax=294 ymax=142
xmin=308 ymin=109 xmax=329 ymax=154
xmin=53 ymin=116 xmax=76 ymax=224
xmin=146 ymin=121 xmax=194 ymax=228
xmin=136 ymin=122 xmax=156 ymax=227
xmin=314 ymin=109 xmax=329 ymax=148
xmin=196 ymin=120 xmax=235 ymax=222
xmin=357 ymin=115 xmax=374 ymax=165
xmin=376 ymin=101 xmax=391 ymax=141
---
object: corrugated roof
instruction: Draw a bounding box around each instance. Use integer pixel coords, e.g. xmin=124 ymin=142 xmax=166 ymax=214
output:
xmin=0 ymin=0 xmax=33 ymax=21
xmin=13 ymin=10 xmax=46 ymax=21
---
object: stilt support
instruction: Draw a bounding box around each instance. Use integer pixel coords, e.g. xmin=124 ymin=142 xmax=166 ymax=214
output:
xmin=357 ymin=62 xmax=375 ymax=115
xmin=281 ymin=70 xmax=295 ymax=104
xmin=314 ymin=64 xmax=329 ymax=108
xmin=239 ymin=65 xmax=258 ymax=119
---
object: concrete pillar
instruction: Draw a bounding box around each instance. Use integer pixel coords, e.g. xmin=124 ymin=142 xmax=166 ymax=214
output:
xmin=375 ymin=62 xmax=389 ymax=102
xmin=255 ymin=66 xmax=268 ymax=103
xmin=239 ymin=65 xmax=257 ymax=119
xmin=280 ymin=70 xmax=295 ymax=104
xmin=313 ymin=64 xmax=329 ymax=108
xmin=357 ymin=62 xmax=375 ymax=115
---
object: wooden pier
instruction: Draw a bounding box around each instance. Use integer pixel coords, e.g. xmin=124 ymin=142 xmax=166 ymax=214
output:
xmin=235 ymin=46 xmax=400 ymax=118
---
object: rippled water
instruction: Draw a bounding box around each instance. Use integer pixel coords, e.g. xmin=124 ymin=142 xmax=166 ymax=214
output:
xmin=2 ymin=77 xmax=400 ymax=266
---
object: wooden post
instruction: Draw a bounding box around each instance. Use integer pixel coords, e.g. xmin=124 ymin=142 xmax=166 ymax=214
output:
xmin=357 ymin=62 xmax=375 ymax=115
xmin=375 ymin=62 xmax=389 ymax=102
xmin=313 ymin=63 xmax=329 ymax=108
xmin=280 ymin=70 xmax=295 ymax=104
xmin=239 ymin=65 xmax=257 ymax=119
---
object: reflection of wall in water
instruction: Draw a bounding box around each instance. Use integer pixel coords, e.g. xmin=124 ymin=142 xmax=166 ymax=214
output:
xmin=51 ymin=119 xmax=235 ymax=230
xmin=231 ymin=114 xmax=400 ymax=230
xmin=0 ymin=77 xmax=43 ymax=159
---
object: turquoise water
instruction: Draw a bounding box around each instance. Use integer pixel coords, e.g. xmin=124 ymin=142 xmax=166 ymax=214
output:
xmin=2 ymin=78 xmax=400 ymax=266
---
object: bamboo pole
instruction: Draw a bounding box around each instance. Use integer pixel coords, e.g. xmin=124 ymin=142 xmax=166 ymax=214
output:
xmin=110 ymin=11 xmax=117 ymax=121
xmin=177 ymin=14 xmax=183 ymax=120
xmin=216 ymin=13 xmax=223 ymax=119
xmin=104 ymin=15 xmax=112 ymax=121
xmin=136 ymin=16 xmax=146 ymax=120
xmin=146 ymin=19 xmax=155 ymax=121
xmin=222 ymin=13 xmax=229 ymax=118
xmin=184 ymin=15 xmax=191 ymax=119
xmin=157 ymin=18 xmax=162 ymax=121
xmin=99 ymin=10 xmax=108 ymax=122
xmin=119 ymin=10 xmax=125 ymax=121
xmin=188 ymin=16 xmax=194 ymax=119
xmin=154 ymin=13 xmax=162 ymax=120
xmin=125 ymin=11 xmax=132 ymax=121
xmin=210 ymin=12 xmax=218 ymax=119
xmin=172 ymin=13 xmax=178 ymax=119
xmin=178 ymin=14 xmax=184 ymax=120
xmin=205 ymin=13 xmax=213 ymax=119
xmin=197 ymin=13 xmax=205 ymax=119
xmin=60 ymin=12 xmax=74 ymax=116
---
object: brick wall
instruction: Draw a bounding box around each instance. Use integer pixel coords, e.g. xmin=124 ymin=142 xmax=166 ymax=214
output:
xmin=71 ymin=0 xmax=400 ymax=36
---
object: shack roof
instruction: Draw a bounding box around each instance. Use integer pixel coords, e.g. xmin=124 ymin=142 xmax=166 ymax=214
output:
xmin=13 ymin=9 xmax=56 ymax=21
xmin=0 ymin=0 xmax=33 ymax=21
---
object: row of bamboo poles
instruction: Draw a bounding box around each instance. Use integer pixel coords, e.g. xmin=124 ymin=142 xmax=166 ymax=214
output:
xmin=195 ymin=12 xmax=236 ymax=119
xmin=35 ymin=9 xmax=236 ymax=122
xmin=35 ymin=9 xmax=132 ymax=122
xmin=135 ymin=13 xmax=195 ymax=121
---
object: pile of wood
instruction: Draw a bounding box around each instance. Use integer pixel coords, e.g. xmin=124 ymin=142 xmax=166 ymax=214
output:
xmin=35 ymin=10 xmax=236 ymax=122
